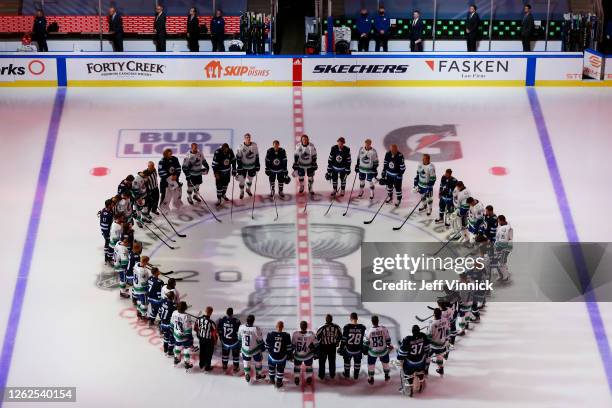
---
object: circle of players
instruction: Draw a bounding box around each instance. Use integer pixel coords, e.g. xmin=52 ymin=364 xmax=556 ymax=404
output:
xmin=98 ymin=133 xmax=515 ymax=396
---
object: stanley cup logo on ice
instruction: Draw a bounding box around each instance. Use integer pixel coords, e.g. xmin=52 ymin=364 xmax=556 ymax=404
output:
xmin=239 ymin=223 xmax=399 ymax=339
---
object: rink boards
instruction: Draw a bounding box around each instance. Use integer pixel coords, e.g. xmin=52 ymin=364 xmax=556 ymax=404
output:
xmin=0 ymin=52 xmax=611 ymax=87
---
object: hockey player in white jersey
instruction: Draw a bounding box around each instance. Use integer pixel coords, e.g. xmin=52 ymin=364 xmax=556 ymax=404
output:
xmin=132 ymin=171 xmax=148 ymax=200
xmin=494 ymin=215 xmax=513 ymax=281
xmin=114 ymin=192 xmax=133 ymax=224
xmin=413 ymin=154 xmax=436 ymax=216
xmin=355 ymin=139 xmax=379 ymax=199
xmin=363 ymin=315 xmax=393 ymax=385
xmin=292 ymin=320 xmax=317 ymax=386
xmin=235 ymin=133 xmax=260 ymax=199
xmin=132 ymin=256 xmax=151 ymax=320
xmin=466 ymin=197 xmax=485 ymax=243
xmin=427 ymin=308 xmax=449 ymax=376
xmin=161 ymin=277 xmax=180 ymax=303
xmin=452 ymin=181 xmax=471 ymax=241
xmin=170 ymin=301 xmax=195 ymax=369
xmin=238 ymin=314 xmax=265 ymax=383
xmin=293 ymin=134 xmax=317 ymax=196
xmin=438 ymin=299 xmax=456 ymax=356
xmin=182 ymin=143 xmax=209 ymax=205
xmin=113 ymin=236 xmax=130 ymax=297
xmin=159 ymin=173 xmax=183 ymax=211
xmin=109 ymin=216 xmax=124 ymax=249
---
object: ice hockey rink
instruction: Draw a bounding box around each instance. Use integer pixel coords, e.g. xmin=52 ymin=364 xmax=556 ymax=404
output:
xmin=1 ymin=85 xmax=612 ymax=407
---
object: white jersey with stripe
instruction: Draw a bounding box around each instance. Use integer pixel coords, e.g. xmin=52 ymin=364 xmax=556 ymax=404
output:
xmin=238 ymin=325 xmax=263 ymax=356
xmin=416 ymin=162 xmax=436 ymax=189
xmin=495 ymin=223 xmax=514 ymax=250
xmin=468 ymin=201 xmax=485 ymax=225
xmin=363 ymin=325 xmax=391 ymax=357
xmin=170 ymin=311 xmax=194 ymax=340
xmin=453 ymin=187 xmax=471 ymax=210
xmin=428 ymin=318 xmax=449 ymax=347
xmin=161 ymin=286 xmax=180 ymax=302
xmin=112 ymin=242 xmax=129 ymax=268
xmin=132 ymin=263 xmax=150 ymax=295
xmin=236 ymin=142 xmax=259 ymax=169
xmin=295 ymin=143 xmax=317 ymax=167
xmin=292 ymin=330 xmax=316 ymax=361
xmin=182 ymin=151 xmax=207 ymax=177
xmin=357 ymin=147 xmax=378 ymax=172
xmin=109 ymin=222 xmax=123 ymax=246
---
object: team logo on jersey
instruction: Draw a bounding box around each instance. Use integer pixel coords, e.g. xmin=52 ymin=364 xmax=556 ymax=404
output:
xmin=223 ymin=159 xmax=230 ymax=166
xmin=273 ymin=158 xmax=281 ymax=166
xmin=389 ymin=162 xmax=395 ymax=169
xmin=383 ymin=124 xmax=462 ymax=162
xmin=335 ymin=155 xmax=343 ymax=163
xmin=116 ymin=129 xmax=233 ymax=158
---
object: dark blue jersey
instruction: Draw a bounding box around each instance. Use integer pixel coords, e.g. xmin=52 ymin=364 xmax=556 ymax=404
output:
xmin=439 ymin=175 xmax=457 ymax=199
xmin=265 ymin=147 xmax=288 ymax=172
xmin=341 ymin=323 xmax=366 ymax=354
xmin=99 ymin=208 xmax=113 ymax=235
xmin=217 ymin=316 xmax=241 ymax=347
xmin=327 ymin=145 xmax=352 ymax=172
xmin=158 ymin=156 xmax=181 ymax=180
xmin=397 ymin=332 xmax=430 ymax=363
xmin=147 ymin=276 xmax=164 ymax=300
xmin=383 ymin=151 xmax=406 ymax=176
xmin=481 ymin=214 xmax=498 ymax=241
xmin=212 ymin=148 xmax=236 ymax=173
xmin=117 ymin=180 xmax=132 ymax=197
xmin=158 ymin=299 xmax=176 ymax=324
xmin=127 ymin=252 xmax=140 ymax=275
xmin=265 ymin=331 xmax=293 ymax=361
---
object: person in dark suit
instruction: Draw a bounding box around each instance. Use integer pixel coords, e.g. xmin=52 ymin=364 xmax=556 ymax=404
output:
xmin=154 ymin=4 xmax=167 ymax=52
xmin=187 ymin=7 xmax=200 ymax=52
xmin=108 ymin=6 xmax=124 ymax=52
xmin=210 ymin=9 xmax=225 ymax=52
xmin=465 ymin=4 xmax=480 ymax=52
xmin=356 ymin=8 xmax=373 ymax=52
xmin=520 ymin=4 xmax=535 ymax=51
xmin=410 ymin=10 xmax=424 ymax=52
xmin=32 ymin=9 xmax=48 ymax=52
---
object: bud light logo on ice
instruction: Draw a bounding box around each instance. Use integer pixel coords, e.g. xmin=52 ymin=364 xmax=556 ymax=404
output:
xmin=117 ymin=129 xmax=233 ymax=158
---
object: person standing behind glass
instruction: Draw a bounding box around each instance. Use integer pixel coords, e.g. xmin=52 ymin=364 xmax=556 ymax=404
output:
xmin=465 ymin=4 xmax=480 ymax=52
xmin=410 ymin=10 xmax=424 ymax=52
xmin=374 ymin=6 xmax=390 ymax=52
xmin=108 ymin=6 xmax=124 ymax=52
xmin=520 ymin=4 xmax=535 ymax=51
xmin=187 ymin=7 xmax=200 ymax=52
xmin=154 ymin=4 xmax=167 ymax=52
xmin=32 ymin=9 xmax=48 ymax=52
xmin=356 ymin=8 xmax=373 ymax=52
xmin=211 ymin=9 xmax=225 ymax=52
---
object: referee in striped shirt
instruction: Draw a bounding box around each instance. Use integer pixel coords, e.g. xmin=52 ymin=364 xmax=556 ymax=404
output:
xmin=195 ymin=306 xmax=217 ymax=371
xmin=144 ymin=161 xmax=159 ymax=215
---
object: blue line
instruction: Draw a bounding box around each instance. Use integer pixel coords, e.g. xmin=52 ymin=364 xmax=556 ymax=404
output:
xmin=56 ymin=57 xmax=67 ymax=87
xmin=527 ymin=87 xmax=612 ymax=395
xmin=525 ymin=57 xmax=536 ymax=86
xmin=0 ymin=88 xmax=65 ymax=403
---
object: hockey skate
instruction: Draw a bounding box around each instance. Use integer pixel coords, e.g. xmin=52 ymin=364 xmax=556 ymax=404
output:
xmin=306 ymin=377 xmax=312 ymax=385
xmin=245 ymin=373 xmax=251 ymax=383
xmin=193 ymin=194 xmax=201 ymax=202
xmin=436 ymin=367 xmax=444 ymax=376
xmin=368 ymin=377 xmax=374 ymax=385
xmin=299 ymin=184 xmax=305 ymax=194
xmin=435 ymin=217 xmax=444 ymax=223
xmin=384 ymin=373 xmax=391 ymax=381
xmin=340 ymin=189 xmax=345 ymax=197
xmin=184 ymin=362 xmax=193 ymax=370
xmin=239 ymin=190 xmax=244 ymax=199
xmin=385 ymin=194 xmax=392 ymax=203
xmin=309 ymin=191 xmax=315 ymax=198
xmin=246 ymin=187 xmax=253 ymax=196
xmin=173 ymin=357 xmax=181 ymax=365
xmin=187 ymin=195 xmax=194 ymax=205
xmin=330 ymin=189 xmax=337 ymax=197
xmin=278 ymin=191 xmax=286 ymax=199
xmin=358 ymin=189 xmax=364 ymax=198
xmin=294 ymin=377 xmax=300 ymax=385
xmin=395 ymin=199 xmax=401 ymax=208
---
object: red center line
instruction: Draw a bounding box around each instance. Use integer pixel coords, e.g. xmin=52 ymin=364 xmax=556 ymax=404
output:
xmin=292 ymin=58 xmax=315 ymax=408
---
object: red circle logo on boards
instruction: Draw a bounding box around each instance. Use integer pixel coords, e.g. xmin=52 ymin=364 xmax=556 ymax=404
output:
xmin=28 ymin=60 xmax=45 ymax=75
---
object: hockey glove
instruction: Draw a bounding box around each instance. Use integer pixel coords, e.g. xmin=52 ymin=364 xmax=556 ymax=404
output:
xmin=325 ymin=172 xmax=331 ymax=181
xmin=265 ymin=169 xmax=271 ymax=176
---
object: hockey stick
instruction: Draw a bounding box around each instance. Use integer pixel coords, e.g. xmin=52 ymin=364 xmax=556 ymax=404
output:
xmin=342 ymin=172 xmax=358 ymax=216
xmin=392 ymin=197 xmax=424 ymax=231
xmin=363 ymin=198 xmax=386 ymax=225
xmin=147 ymin=217 xmax=177 ymax=242
xmin=415 ymin=314 xmax=433 ymax=322
xmin=142 ymin=222 xmax=175 ymax=250
xmin=431 ymin=230 xmax=462 ymax=257
xmin=161 ymin=270 xmax=175 ymax=276
xmin=251 ymin=173 xmax=258 ymax=220
xmin=188 ymin=179 xmax=222 ymax=223
xmin=230 ymin=173 xmax=235 ymax=222
xmin=324 ymin=195 xmax=335 ymax=216
xmin=273 ymin=193 xmax=279 ymax=221
xmin=159 ymin=209 xmax=186 ymax=238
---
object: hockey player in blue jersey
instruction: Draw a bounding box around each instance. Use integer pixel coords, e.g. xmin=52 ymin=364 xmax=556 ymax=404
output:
xmin=158 ymin=148 xmax=181 ymax=206
xmin=265 ymin=321 xmax=293 ymax=388
xmin=212 ymin=143 xmax=237 ymax=206
xmin=340 ymin=312 xmax=366 ymax=380
xmin=381 ymin=144 xmax=406 ymax=207
xmin=265 ymin=140 xmax=289 ymax=199
xmin=397 ymin=325 xmax=430 ymax=397
xmin=98 ymin=199 xmax=114 ymax=264
xmin=147 ymin=267 xmax=164 ymax=326
xmin=217 ymin=307 xmax=242 ymax=373
xmin=158 ymin=291 xmax=177 ymax=356
xmin=435 ymin=169 xmax=457 ymax=227
xmin=326 ymin=137 xmax=351 ymax=197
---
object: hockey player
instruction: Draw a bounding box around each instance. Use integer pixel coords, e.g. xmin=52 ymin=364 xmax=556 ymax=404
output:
xmin=158 ymin=149 xmax=181 ymax=206
xmin=355 ymin=139 xmax=379 ymax=200
xmin=195 ymin=306 xmax=218 ymax=372
xmin=182 ymin=143 xmax=209 ymax=205
xmin=265 ymin=321 xmax=293 ymax=388
xmin=427 ymin=308 xmax=449 ymax=376
xmin=115 ymin=192 xmax=134 ymax=224
xmin=161 ymin=277 xmax=180 ymax=303
xmin=126 ymin=241 xmax=142 ymax=292
xmin=235 ymin=133 xmax=260 ymax=200
xmin=457 ymin=274 xmax=473 ymax=336
xmin=413 ymin=154 xmax=436 ymax=215
xmin=340 ymin=312 xmax=366 ymax=380
xmin=466 ymin=197 xmax=485 ymax=243
xmin=132 ymin=256 xmax=151 ymax=319
xmin=117 ymin=174 xmax=135 ymax=197
xmin=397 ymin=325 xmax=430 ymax=397
xmin=326 ymin=137 xmax=351 ymax=197
xmin=170 ymin=301 xmax=195 ymax=369
xmin=158 ymin=291 xmax=177 ymax=356
xmin=217 ymin=308 xmax=242 ymax=373
xmin=437 ymin=299 xmax=456 ymax=357
xmin=132 ymin=171 xmax=148 ymax=200
xmin=452 ymin=181 xmax=471 ymax=241
xmin=293 ymin=134 xmax=317 ymax=196
xmin=99 ymin=199 xmax=114 ymax=264
xmin=160 ymin=173 xmax=183 ymax=211
xmin=265 ymin=140 xmax=289 ymax=198
xmin=147 ymin=267 xmax=164 ymax=326
xmin=132 ymin=197 xmax=149 ymax=228
xmin=480 ymin=205 xmax=498 ymax=244
xmin=363 ymin=315 xmax=393 ymax=384
xmin=292 ymin=320 xmax=317 ymax=385
xmin=109 ymin=216 xmax=124 ymax=251
xmin=494 ymin=215 xmax=513 ymax=281
xmin=144 ymin=162 xmax=160 ymax=215
xmin=435 ymin=169 xmax=457 ymax=226
xmin=381 ymin=144 xmax=406 ymax=207
xmin=238 ymin=314 xmax=265 ymax=383
xmin=212 ymin=143 xmax=237 ymax=206
xmin=316 ymin=314 xmax=342 ymax=380
xmin=113 ymin=236 xmax=130 ymax=298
